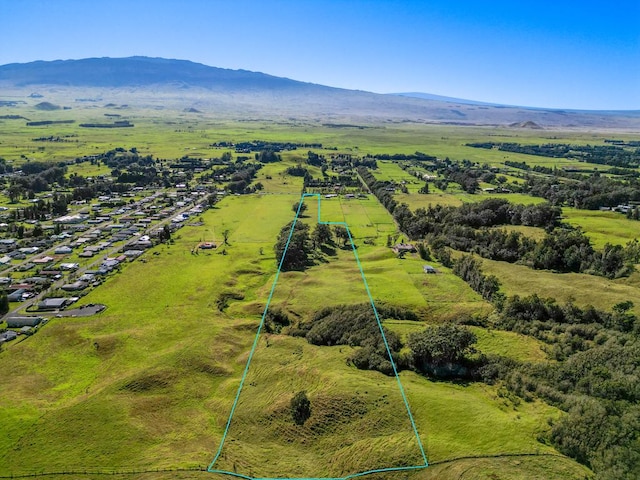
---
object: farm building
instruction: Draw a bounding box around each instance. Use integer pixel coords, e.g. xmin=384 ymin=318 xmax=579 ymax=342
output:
xmin=6 ymin=316 xmax=43 ymax=328
xmin=7 ymin=289 xmax=28 ymax=302
xmin=37 ymin=298 xmax=69 ymax=311
xmin=61 ymin=281 xmax=89 ymax=291
xmin=0 ymin=331 xmax=17 ymax=342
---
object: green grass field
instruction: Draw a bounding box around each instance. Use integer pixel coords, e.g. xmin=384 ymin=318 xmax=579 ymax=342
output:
xmin=563 ymin=207 xmax=640 ymax=248
xmin=0 ymin=112 xmax=616 ymax=479
xmin=481 ymin=257 xmax=639 ymax=313
xmin=0 ymin=194 xmax=583 ymax=478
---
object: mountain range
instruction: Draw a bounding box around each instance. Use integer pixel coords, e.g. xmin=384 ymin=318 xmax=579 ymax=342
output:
xmin=1 ymin=56 xmax=639 ymax=129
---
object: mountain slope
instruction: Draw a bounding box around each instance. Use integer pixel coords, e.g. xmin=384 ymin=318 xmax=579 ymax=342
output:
xmin=0 ymin=56 xmax=323 ymax=91
xmin=1 ymin=57 xmax=639 ymax=128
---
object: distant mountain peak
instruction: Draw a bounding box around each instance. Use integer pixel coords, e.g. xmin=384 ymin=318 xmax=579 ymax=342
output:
xmin=1 ymin=57 xmax=638 ymax=129
xmin=0 ymin=56 xmax=320 ymax=91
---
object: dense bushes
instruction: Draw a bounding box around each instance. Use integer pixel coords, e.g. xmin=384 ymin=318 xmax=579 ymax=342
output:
xmin=468 ymin=142 xmax=640 ymax=169
xmin=526 ymin=173 xmax=640 ymax=210
xmin=459 ymin=266 xmax=640 ymax=478
xmin=387 ymin=195 xmax=633 ymax=278
xmin=407 ymin=324 xmax=478 ymax=378
xmin=452 ymin=255 xmax=501 ymax=302
xmin=292 ymin=304 xmax=401 ymax=375
xmin=289 ymin=303 xmax=478 ymax=378
xmin=497 ymin=336 xmax=640 ymax=478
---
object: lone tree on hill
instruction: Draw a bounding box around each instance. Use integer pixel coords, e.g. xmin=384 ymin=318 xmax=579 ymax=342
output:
xmin=291 ymin=391 xmax=311 ymax=426
xmin=408 ymin=324 xmax=477 ymax=376
xmin=292 ymin=201 xmax=308 ymax=216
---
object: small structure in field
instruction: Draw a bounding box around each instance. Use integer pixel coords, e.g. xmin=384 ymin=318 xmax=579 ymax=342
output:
xmin=392 ymin=243 xmax=416 ymax=254
xmin=423 ymin=265 xmax=437 ymax=274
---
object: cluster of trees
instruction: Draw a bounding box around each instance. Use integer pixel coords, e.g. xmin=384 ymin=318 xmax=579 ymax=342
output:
xmin=531 ymin=230 xmax=634 ymax=278
xmin=6 ymin=193 xmax=71 ymax=220
xmin=232 ymin=141 xmax=320 ymax=153
xmin=291 ymin=304 xmax=401 ymax=375
xmin=226 ymin=164 xmax=263 ymax=194
xmin=255 ymin=150 xmax=281 ymax=163
xmin=504 ymin=160 xmax=554 ymax=175
xmin=389 ymin=198 xmax=633 ymax=279
xmin=358 ymin=167 xmax=399 ymax=213
xmin=396 ymin=198 xmax=561 ymax=233
xmin=370 ymin=151 xmax=437 ymax=161
xmin=478 ymin=293 xmax=640 ymax=478
xmin=9 ymin=162 xmax=67 ymax=198
xmin=98 ymin=148 xmax=154 ymax=170
xmin=444 ymin=164 xmax=481 ymax=193
xmin=362 ymin=161 xmax=637 ymax=278
xmin=285 ymin=164 xmax=311 ymax=178
xmin=496 ymin=294 xmax=637 ymax=346
xmin=452 ymin=255 xmax=502 ymax=303
xmin=273 ymin=220 xmax=340 ymax=271
xmin=306 ymin=150 xmax=326 ymax=167
xmin=407 ymin=324 xmax=479 ymax=378
xmin=443 ymin=251 xmax=640 ymax=476
xmin=71 ymin=180 xmax=131 ymax=201
xmin=0 ymin=158 xmax=13 ymax=174
xmin=290 ymin=303 xmax=483 ymax=380
xmin=525 ymin=174 xmax=640 ymax=210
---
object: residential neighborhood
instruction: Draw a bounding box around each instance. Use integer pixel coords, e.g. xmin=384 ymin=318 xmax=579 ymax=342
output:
xmin=0 ymin=167 xmax=219 ymax=346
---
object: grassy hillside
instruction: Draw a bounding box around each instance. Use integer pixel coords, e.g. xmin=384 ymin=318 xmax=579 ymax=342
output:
xmin=0 ymin=193 xmax=586 ymax=478
xmin=0 ymin=112 xmax=623 ymax=478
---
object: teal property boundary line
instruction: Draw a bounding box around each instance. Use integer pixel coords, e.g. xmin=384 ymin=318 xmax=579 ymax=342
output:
xmin=207 ymin=193 xmax=428 ymax=479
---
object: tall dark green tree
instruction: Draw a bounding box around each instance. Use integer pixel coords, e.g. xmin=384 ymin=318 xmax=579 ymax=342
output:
xmin=290 ymin=391 xmax=311 ymax=426
xmin=292 ymin=201 xmax=308 ymax=216
xmin=274 ymin=221 xmax=311 ymax=271
xmin=0 ymin=292 xmax=9 ymax=315
xmin=311 ymin=223 xmax=332 ymax=249
xmin=408 ymin=324 xmax=477 ymax=371
xmin=333 ymin=225 xmax=350 ymax=247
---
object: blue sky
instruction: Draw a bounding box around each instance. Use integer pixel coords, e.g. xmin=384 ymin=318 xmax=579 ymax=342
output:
xmin=1 ymin=0 xmax=638 ymax=109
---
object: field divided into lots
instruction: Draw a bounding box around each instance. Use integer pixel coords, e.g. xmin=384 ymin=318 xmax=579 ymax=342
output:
xmin=2 ymin=114 xmax=625 ymax=478
xmin=0 ymin=192 xmax=581 ymax=478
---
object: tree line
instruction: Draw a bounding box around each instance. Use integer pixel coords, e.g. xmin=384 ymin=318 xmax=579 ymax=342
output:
xmin=359 ymin=168 xmax=636 ymax=279
xmin=445 ymin=254 xmax=640 ymax=478
xmin=467 ymin=142 xmax=640 ymax=169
